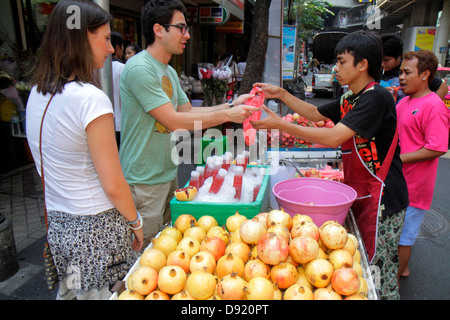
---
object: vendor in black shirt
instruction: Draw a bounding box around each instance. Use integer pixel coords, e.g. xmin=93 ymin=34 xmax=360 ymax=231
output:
xmin=381 ymin=33 xmax=448 ymax=102
xmin=251 ymin=31 xmax=408 ymax=300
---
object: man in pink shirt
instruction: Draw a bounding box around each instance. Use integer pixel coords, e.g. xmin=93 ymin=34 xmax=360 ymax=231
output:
xmin=396 ymin=50 xmax=449 ymax=279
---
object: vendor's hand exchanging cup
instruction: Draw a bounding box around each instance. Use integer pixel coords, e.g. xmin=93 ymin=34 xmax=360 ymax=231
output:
xmin=227 ymin=105 xmax=260 ymax=123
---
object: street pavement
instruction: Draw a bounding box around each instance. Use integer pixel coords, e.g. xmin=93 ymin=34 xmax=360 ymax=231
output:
xmin=0 ymin=81 xmax=449 ymax=299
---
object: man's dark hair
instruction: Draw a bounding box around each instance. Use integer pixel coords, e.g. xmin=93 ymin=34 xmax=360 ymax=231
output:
xmin=111 ymin=31 xmax=124 ymax=56
xmin=381 ymin=33 xmax=403 ymax=59
xmin=141 ymin=0 xmax=186 ymax=46
xmin=335 ymin=30 xmax=383 ymax=82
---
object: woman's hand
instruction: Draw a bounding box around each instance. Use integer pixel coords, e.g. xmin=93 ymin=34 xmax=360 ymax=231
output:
xmin=131 ymin=228 xmax=144 ymax=252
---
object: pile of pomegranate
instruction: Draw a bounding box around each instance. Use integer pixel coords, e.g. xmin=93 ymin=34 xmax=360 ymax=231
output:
xmin=118 ymin=211 xmax=369 ymax=300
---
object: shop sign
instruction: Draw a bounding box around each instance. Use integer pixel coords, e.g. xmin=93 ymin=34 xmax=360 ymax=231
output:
xmin=216 ymin=21 xmax=243 ymax=34
xmin=199 ymin=6 xmax=229 ymax=25
xmin=186 ymin=7 xmax=198 ymax=24
xmin=228 ymin=0 xmax=244 ymax=11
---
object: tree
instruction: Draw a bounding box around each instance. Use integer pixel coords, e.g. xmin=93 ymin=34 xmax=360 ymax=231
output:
xmin=240 ymin=0 xmax=272 ymax=94
xmin=240 ymin=0 xmax=333 ymax=94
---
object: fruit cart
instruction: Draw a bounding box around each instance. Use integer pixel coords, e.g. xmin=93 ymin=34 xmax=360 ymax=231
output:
xmin=110 ymin=209 xmax=378 ymax=300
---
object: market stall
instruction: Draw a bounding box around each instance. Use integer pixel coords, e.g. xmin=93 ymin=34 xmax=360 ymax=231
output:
xmin=110 ymin=149 xmax=378 ymax=300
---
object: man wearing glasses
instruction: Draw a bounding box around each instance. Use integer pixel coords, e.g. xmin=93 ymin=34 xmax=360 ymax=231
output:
xmin=119 ymin=0 xmax=258 ymax=248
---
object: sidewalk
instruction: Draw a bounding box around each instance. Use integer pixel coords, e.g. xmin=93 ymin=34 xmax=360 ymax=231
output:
xmin=0 ymin=163 xmax=57 ymax=299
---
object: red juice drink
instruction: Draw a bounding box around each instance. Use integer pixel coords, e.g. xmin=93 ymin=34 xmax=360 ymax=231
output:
xmin=209 ymin=168 xmax=227 ymax=194
xmin=236 ymin=154 xmax=246 ymax=172
xmin=244 ymin=151 xmax=250 ymax=168
xmin=252 ymin=177 xmax=263 ymax=202
xmin=223 ymin=152 xmax=233 ymax=171
xmin=196 ymin=166 xmax=205 ymax=187
xmin=189 ymin=171 xmax=200 ymax=189
xmin=233 ymin=165 xmax=244 ymax=200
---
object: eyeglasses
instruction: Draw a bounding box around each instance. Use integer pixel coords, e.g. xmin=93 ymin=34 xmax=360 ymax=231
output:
xmin=163 ymin=24 xmax=189 ymax=35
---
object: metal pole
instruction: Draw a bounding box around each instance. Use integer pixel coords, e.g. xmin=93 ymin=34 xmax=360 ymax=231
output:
xmin=93 ymin=0 xmax=114 ymax=105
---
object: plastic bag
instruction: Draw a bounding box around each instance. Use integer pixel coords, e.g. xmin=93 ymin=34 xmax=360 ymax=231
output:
xmin=243 ymin=86 xmax=265 ymax=146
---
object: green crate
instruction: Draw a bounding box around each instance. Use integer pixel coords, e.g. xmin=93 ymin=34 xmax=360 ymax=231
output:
xmin=171 ymin=165 xmax=270 ymax=226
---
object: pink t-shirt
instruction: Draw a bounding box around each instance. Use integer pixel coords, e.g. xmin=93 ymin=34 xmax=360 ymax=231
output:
xmin=396 ymin=92 xmax=449 ymax=210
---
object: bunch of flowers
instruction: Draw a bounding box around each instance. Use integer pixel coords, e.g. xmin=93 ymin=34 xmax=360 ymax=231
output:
xmin=198 ymin=63 xmax=232 ymax=106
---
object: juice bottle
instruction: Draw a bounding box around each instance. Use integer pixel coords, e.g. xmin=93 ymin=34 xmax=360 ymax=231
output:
xmin=189 ymin=171 xmax=200 ymax=189
xmin=233 ymin=165 xmax=244 ymax=200
xmin=244 ymin=151 xmax=250 ymax=168
xmin=212 ymin=157 xmax=223 ymax=177
xmin=196 ymin=166 xmax=205 ymax=187
xmin=236 ymin=154 xmax=245 ymax=172
xmin=209 ymin=168 xmax=227 ymax=194
xmin=223 ymin=152 xmax=233 ymax=171
xmin=252 ymin=177 xmax=263 ymax=202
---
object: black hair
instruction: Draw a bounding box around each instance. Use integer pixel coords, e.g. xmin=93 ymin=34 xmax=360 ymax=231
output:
xmin=141 ymin=0 xmax=186 ymax=46
xmin=381 ymin=33 xmax=403 ymax=59
xmin=111 ymin=31 xmax=124 ymax=49
xmin=335 ymin=30 xmax=383 ymax=82
xmin=126 ymin=43 xmax=141 ymax=55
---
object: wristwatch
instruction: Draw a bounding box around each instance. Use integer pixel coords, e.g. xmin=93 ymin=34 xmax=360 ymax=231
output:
xmin=227 ymin=98 xmax=234 ymax=108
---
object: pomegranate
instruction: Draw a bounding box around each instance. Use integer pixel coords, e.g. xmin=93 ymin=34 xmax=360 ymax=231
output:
xmin=229 ymin=229 xmax=242 ymax=243
xmin=176 ymin=236 xmax=200 ymax=258
xmin=266 ymin=209 xmax=293 ymax=230
xmin=344 ymin=293 xmax=368 ymax=300
xmin=266 ymin=224 xmax=290 ymax=242
xmin=171 ymin=290 xmax=196 ymax=300
xmin=328 ymin=249 xmax=353 ymax=270
xmin=144 ymin=290 xmax=170 ymax=300
xmin=139 ymin=248 xmax=166 ymax=272
xmin=239 ymin=218 xmax=266 ymax=245
xmin=290 ymin=221 xmax=319 ymax=241
xmin=285 ymin=254 xmax=299 ymax=267
xmin=256 ymin=232 xmax=289 ymax=265
xmin=348 ymin=233 xmax=359 ymax=249
xmin=289 ymin=236 xmax=319 ymax=264
xmin=283 ymin=284 xmax=314 ymax=300
xmin=197 ymin=215 xmax=218 ymax=233
xmin=305 ymin=258 xmax=333 ymax=288
xmin=244 ymin=276 xmax=274 ymax=300
xmin=313 ymin=287 xmax=343 ymax=300
xmin=272 ymin=285 xmax=283 ymax=300
xmin=355 ymin=276 xmax=369 ymax=297
xmin=243 ymin=258 xmax=270 ymax=281
xmin=190 ymin=251 xmax=216 ymax=274
xmin=216 ymin=273 xmax=247 ymax=300
xmin=295 ymin=266 xmax=313 ymax=291
xmin=353 ymin=248 xmax=361 ymax=264
xmin=186 ymin=267 xmax=217 ymax=300
xmin=292 ymin=213 xmax=314 ymax=226
xmin=174 ymin=214 xmax=197 ymax=234
xmin=166 ymin=250 xmax=191 ymax=274
xmin=216 ymin=253 xmax=245 ymax=278
xmin=127 ymin=265 xmax=158 ymax=296
xmin=331 ymin=268 xmax=360 ymax=296
xmin=270 ymin=262 xmax=298 ymax=289
xmin=200 ymin=236 xmax=226 ymax=261
xmin=225 ymin=241 xmax=251 ymax=263
xmin=160 ymin=226 xmax=183 ymax=244
xmin=226 ymin=212 xmax=248 ymax=232
xmin=157 ymin=265 xmax=186 ymax=295
xmin=118 ymin=289 xmax=144 ymax=300
xmin=207 ymin=225 xmax=230 ymax=246
xmin=319 ymin=221 xmax=348 ymax=250
xmin=342 ymin=237 xmax=357 ymax=256
xmin=151 ymin=234 xmax=177 ymax=257
xmin=253 ymin=212 xmax=269 ymax=226
xmin=352 ymin=261 xmax=363 ymax=277
xmin=174 ymin=186 xmax=197 ymax=202
xmin=183 ymin=226 xmax=206 ymax=243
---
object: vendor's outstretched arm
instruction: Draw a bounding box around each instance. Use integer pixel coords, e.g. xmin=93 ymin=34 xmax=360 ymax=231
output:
xmin=253 ymin=83 xmax=327 ymax=122
xmin=251 ymin=105 xmax=355 ymax=149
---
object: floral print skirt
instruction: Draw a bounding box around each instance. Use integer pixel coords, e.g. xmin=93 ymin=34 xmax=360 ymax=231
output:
xmin=47 ymin=208 xmax=136 ymax=300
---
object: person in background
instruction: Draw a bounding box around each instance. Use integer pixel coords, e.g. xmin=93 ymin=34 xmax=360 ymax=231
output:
xmin=26 ymin=0 xmax=143 ymax=300
xmin=111 ymin=31 xmax=125 ymax=147
xmin=381 ymin=33 xmax=448 ymax=102
xmin=125 ymin=43 xmax=141 ymax=62
xmin=119 ymin=0 xmax=258 ymax=248
xmin=251 ymin=31 xmax=409 ymax=300
xmin=331 ymin=61 xmax=342 ymax=100
xmin=396 ymin=50 xmax=449 ymax=280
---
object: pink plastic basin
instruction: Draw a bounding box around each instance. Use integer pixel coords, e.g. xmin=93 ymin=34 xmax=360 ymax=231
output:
xmin=273 ymin=178 xmax=357 ymax=227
